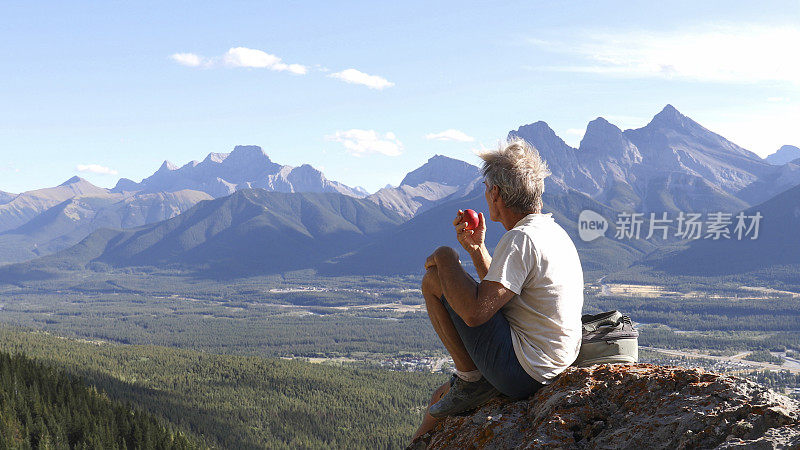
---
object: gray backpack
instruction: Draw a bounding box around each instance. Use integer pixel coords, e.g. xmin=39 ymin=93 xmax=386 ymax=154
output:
xmin=572 ymin=310 xmax=639 ymax=367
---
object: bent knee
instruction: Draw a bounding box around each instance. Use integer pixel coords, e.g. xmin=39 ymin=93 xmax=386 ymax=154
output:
xmin=421 ymin=268 xmax=442 ymax=298
xmin=434 ymin=246 xmax=459 ymax=262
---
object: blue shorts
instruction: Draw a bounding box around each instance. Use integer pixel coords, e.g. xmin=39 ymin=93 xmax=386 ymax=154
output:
xmin=441 ymin=295 xmax=543 ymax=399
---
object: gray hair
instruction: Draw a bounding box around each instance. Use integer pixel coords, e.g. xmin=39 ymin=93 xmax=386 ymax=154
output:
xmin=479 ymin=138 xmax=550 ymax=214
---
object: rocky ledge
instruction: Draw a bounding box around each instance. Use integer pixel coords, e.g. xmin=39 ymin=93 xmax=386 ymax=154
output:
xmin=412 ymin=364 xmax=800 ymax=449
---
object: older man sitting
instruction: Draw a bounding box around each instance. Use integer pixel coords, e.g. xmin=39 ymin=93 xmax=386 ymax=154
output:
xmin=412 ymin=138 xmax=584 ymax=441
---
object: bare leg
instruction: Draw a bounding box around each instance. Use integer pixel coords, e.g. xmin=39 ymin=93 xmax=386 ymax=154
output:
xmin=413 ymin=265 xmax=480 ymax=443
xmin=422 ymin=266 xmax=477 ymax=372
xmin=411 ymin=267 xmax=477 ymax=442
xmin=411 ymin=380 xmax=450 ymax=443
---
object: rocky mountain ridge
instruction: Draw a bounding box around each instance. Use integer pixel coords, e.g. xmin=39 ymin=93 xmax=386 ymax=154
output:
xmin=0 ymin=176 xmax=110 ymax=234
xmin=511 ymin=105 xmax=799 ymax=214
xmin=0 ymin=151 xmax=481 ymax=265
xmin=413 ymin=364 xmax=800 ymax=449
xmin=0 ymin=190 xmax=15 ymax=205
xmin=766 ymin=145 xmax=800 ymax=165
xmin=4 ymin=105 xmax=800 ymax=275
xmin=0 ymin=189 xmax=212 ymax=264
xmin=25 ymin=189 xmax=404 ymax=276
xmin=366 ymin=155 xmax=482 ymax=219
xmin=113 ymin=145 xmax=365 ymax=199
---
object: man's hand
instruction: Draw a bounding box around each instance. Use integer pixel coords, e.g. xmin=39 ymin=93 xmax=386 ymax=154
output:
xmin=425 ymin=246 xmax=459 ymax=271
xmin=453 ymin=210 xmax=486 ymax=254
xmin=424 ymin=252 xmax=437 ymax=270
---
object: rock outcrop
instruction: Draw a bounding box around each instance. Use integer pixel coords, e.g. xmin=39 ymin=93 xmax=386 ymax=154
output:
xmin=412 ymin=364 xmax=800 ymax=449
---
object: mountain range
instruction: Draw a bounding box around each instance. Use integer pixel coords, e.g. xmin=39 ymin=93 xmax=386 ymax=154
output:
xmin=113 ymin=145 xmax=367 ymax=198
xmin=366 ymin=155 xmax=482 ymax=218
xmin=0 ymin=152 xmax=481 ymax=264
xmin=647 ymin=181 xmax=800 ymax=276
xmin=765 ymin=145 xmax=800 ymax=165
xmin=0 ymin=187 xmax=211 ymax=263
xmin=0 ymin=190 xmax=15 ymax=204
xmin=510 ymin=105 xmax=799 ymax=215
xmin=321 ymin=185 xmax=655 ymax=276
xmin=0 ymin=177 xmax=110 ymax=234
xmin=2 ymin=104 xmax=799 ymax=278
xmin=27 ymin=190 xmax=403 ymax=276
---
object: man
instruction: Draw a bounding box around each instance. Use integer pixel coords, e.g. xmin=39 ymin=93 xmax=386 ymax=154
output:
xmin=412 ymin=138 xmax=584 ymax=441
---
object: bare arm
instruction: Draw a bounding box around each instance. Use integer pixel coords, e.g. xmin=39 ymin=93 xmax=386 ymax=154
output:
xmin=425 ymin=246 xmax=515 ymax=327
xmin=469 ymin=245 xmax=492 ymax=280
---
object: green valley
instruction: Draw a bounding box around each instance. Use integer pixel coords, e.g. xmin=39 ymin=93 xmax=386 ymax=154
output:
xmin=0 ymin=327 xmax=446 ymax=449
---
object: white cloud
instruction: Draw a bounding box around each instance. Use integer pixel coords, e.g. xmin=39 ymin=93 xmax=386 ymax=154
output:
xmin=170 ymin=49 xmax=396 ymax=87
xmin=170 ymin=53 xmax=204 ymax=67
xmin=223 ymin=47 xmax=281 ymax=68
xmin=171 ymin=47 xmax=307 ymax=74
xmin=531 ymin=24 xmax=800 ymax=84
xmin=425 ymin=129 xmax=475 ymax=142
xmin=283 ymin=63 xmax=308 ymax=75
xmin=76 ymin=164 xmax=118 ymax=175
xmin=325 ymin=129 xmax=403 ymax=157
xmin=329 ymin=69 xmax=394 ymax=90
xmin=223 ymin=47 xmax=307 ymax=74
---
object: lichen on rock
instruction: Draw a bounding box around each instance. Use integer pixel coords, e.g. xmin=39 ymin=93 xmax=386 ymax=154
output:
xmin=412 ymin=364 xmax=800 ymax=449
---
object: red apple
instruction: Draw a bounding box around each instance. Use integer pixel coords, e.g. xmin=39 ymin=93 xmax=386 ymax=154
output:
xmin=462 ymin=209 xmax=480 ymax=230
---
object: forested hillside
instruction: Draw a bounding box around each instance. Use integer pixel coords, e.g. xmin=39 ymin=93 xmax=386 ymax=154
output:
xmin=0 ymin=327 xmax=446 ymax=449
xmin=0 ymin=350 xmax=196 ymax=449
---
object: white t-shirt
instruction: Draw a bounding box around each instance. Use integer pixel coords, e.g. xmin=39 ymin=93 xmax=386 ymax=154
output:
xmin=483 ymin=213 xmax=584 ymax=384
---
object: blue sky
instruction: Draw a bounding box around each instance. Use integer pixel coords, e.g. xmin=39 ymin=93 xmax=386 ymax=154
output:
xmin=1 ymin=1 xmax=799 ymax=194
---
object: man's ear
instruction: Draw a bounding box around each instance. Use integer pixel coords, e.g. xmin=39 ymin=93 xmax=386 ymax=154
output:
xmin=491 ymin=186 xmax=502 ymax=205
